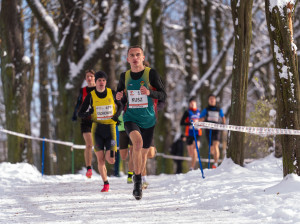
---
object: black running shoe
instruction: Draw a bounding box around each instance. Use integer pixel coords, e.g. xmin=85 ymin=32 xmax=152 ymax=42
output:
xmin=133 ymin=175 xmax=142 ymax=200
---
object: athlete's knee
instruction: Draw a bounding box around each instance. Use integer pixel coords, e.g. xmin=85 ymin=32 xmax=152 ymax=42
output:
xmin=132 ymin=139 xmax=143 ymax=150
xmin=85 ymin=144 xmax=93 ymax=150
xmin=119 ymin=150 xmax=128 ymax=160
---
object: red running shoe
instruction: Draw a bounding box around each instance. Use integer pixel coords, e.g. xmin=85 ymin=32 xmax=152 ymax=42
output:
xmin=86 ymin=169 xmax=92 ymax=178
xmin=212 ymin=165 xmax=217 ymax=169
xmin=101 ymin=184 xmax=109 ymax=192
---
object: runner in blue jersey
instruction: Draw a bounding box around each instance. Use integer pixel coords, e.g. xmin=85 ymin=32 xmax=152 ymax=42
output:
xmin=116 ymin=45 xmax=166 ymax=200
xmin=199 ymin=94 xmax=226 ymax=168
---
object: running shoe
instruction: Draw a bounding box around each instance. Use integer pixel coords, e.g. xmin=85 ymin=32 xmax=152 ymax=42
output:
xmin=86 ymin=169 xmax=92 ymax=178
xmin=101 ymin=184 xmax=109 ymax=192
xmin=142 ymin=181 xmax=149 ymax=190
xmin=133 ymin=175 xmax=142 ymax=200
xmin=127 ymin=176 xmax=133 ymax=184
xmin=212 ymin=165 xmax=217 ymax=169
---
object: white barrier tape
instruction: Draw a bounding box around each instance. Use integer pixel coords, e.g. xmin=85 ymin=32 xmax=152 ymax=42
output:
xmin=0 ymin=127 xmax=86 ymax=149
xmin=194 ymin=122 xmax=300 ymax=136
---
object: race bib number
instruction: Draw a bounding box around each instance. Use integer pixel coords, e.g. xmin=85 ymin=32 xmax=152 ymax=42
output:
xmin=207 ymin=111 xmax=220 ymax=123
xmin=96 ymin=105 xmax=113 ymax=120
xmin=127 ymin=90 xmax=148 ymax=108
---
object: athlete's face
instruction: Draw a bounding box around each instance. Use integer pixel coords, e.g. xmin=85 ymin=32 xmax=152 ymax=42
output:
xmin=208 ymin=96 xmax=216 ymax=106
xmin=127 ymin=48 xmax=145 ymax=69
xmin=85 ymin=72 xmax=95 ymax=87
xmin=96 ymin=78 xmax=106 ymax=92
xmin=189 ymin=100 xmax=197 ymax=110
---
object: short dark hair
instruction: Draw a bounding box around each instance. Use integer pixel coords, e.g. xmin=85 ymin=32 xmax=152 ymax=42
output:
xmin=208 ymin=94 xmax=216 ymax=99
xmin=127 ymin=45 xmax=144 ymax=54
xmin=189 ymin=97 xmax=196 ymax=103
xmin=85 ymin=69 xmax=95 ymax=75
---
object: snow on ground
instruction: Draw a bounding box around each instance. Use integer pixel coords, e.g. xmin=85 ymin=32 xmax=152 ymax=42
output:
xmin=1 ymin=153 xmax=300 ymax=224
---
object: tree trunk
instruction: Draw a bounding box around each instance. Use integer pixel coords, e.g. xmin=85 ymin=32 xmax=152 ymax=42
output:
xmin=265 ymin=1 xmax=300 ymax=176
xmin=151 ymin=0 xmax=173 ymax=174
xmin=184 ymin=0 xmax=195 ymax=92
xmin=227 ymin=0 xmax=254 ymax=165
xmin=0 ymin=0 xmax=33 ymax=163
xmin=129 ymin=0 xmax=154 ymax=46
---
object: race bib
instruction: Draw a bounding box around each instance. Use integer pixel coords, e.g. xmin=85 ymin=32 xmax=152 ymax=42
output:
xmin=96 ymin=105 xmax=113 ymax=120
xmin=127 ymin=90 xmax=148 ymax=108
xmin=207 ymin=111 xmax=220 ymax=123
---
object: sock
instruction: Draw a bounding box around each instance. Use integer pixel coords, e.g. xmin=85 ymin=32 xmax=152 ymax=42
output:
xmin=128 ymin=171 xmax=133 ymax=177
xmin=104 ymin=180 xmax=109 ymax=185
xmin=214 ymin=163 xmax=218 ymax=167
xmin=142 ymin=176 xmax=147 ymax=183
xmin=135 ymin=174 xmax=142 ymax=181
xmin=87 ymin=166 xmax=92 ymax=170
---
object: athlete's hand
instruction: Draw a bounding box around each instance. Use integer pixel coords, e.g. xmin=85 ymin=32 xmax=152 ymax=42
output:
xmin=116 ymin=91 xmax=123 ymax=100
xmin=140 ymin=86 xmax=150 ymax=95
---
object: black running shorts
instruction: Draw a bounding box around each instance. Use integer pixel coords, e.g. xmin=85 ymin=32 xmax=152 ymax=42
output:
xmin=186 ymin=135 xmax=200 ymax=145
xmin=205 ymin=129 xmax=221 ymax=145
xmin=80 ymin=119 xmax=92 ymax=133
xmin=119 ymin=131 xmax=132 ymax=149
xmin=124 ymin=121 xmax=155 ymax=149
xmin=92 ymin=123 xmax=117 ymax=152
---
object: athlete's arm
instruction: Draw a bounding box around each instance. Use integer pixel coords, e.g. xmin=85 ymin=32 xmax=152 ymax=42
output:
xmin=116 ymin=72 xmax=126 ymax=100
xmin=112 ymin=90 xmax=123 ymax=120
xmin=72 ymin=89 xmax=83 ymax=121
xmin=220 ymin=109 xmax=226 ymax=124
xmin=148 ymin=69 xmax=167 ymax=102
xmin=180 ymin=111 xmax=190 ymax=126
xmin=78 ymin=93 xmax=93 ymax=118
xmin=199 ymin=108 xmax=207 ymax=122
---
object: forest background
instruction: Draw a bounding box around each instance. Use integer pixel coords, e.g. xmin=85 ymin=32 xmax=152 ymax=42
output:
xmin=0 ymin=0 xmax=299 ymax=176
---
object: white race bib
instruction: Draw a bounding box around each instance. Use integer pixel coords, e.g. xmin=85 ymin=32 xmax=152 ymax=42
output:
xmin=96 ymin=105 xmax=113 ymax=120
xmin=127 ymin=90 xmax=148 ymax=108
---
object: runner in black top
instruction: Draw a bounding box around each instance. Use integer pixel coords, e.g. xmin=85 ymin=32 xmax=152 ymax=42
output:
xmin=72 ymin=69 xmax=96 ymax=178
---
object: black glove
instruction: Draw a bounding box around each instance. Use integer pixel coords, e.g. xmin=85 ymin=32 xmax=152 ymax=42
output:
xmin=88 ymin=106 xmax=94 ymax=115
xmin=111 ymin=115 xmax=121 ymax=125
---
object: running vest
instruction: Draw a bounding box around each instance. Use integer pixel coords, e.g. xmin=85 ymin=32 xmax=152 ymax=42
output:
xmin=90 ymin=88 xmax=116 ymax=125
xmin=185 ymin=109 xmax=202 ymax=136
xmin=123 ymin=67 xmax=156 ymax=128
xmin=205 ymin=106 xmax=221 ymax=123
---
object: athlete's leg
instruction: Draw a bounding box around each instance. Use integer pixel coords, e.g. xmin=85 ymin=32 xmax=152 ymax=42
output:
xmin=119 ymin=149 xmax=129 ymax=160
xmin=187 ymin=143 xmax=196 ymax=169
xmin=83 ymin=132 xmax=93 ymax=167
xmin=147 ymin=146 xmax=156 ymax=159
xmin=128 ymin=145 xmax=134 ymax=172
xmin=212 ymin=140 xmax=220 ymax=164
xmin=141 ymin=148 xmax=149 ymax=176
xmin=95 ymin=150 xmax=107 ymax=182
xmin=129 ymin=130 xmax=143 ymax=175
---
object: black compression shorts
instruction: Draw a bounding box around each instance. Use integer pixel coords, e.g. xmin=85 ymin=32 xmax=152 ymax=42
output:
xmin=80 ymin=119 xmax=92 ymax=133
xmin=124 ymin=121 xmax=155 ymax=149
xmin=119 ymin=131 xmax=132 ymax=149
xmin=92 ymin=123 xmax=117 ymax=152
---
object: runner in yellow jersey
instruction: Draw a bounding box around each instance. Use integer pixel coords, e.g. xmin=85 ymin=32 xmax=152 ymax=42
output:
xmin=78 ymin=71 xmax=122 ymax=192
